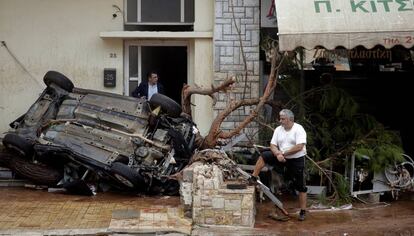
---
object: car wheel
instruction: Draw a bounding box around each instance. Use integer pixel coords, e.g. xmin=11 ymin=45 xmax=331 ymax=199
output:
xmin=43 ymin=71 xmax=74 ymax=92
xmin=149 ymin=93 xmax=182 ymax=118
xmin=2 ymin=133 xmax=34 ymax=158
xmin=110 ymin=162 xmax=144 ymax=189
xmin=10 ymin=155 xmax=63 ymax=186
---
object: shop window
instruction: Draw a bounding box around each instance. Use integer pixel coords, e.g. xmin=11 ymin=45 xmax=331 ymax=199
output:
xmin=349 ymin=46 xmax=414 ymax=73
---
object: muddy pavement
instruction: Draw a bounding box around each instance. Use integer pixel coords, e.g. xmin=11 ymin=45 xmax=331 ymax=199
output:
xmin=0 ymin=187 xmax=189 ymax=235
xmin=254 ymin=194 xmax=414 ymax=236
xmin=0 ymin=187 xmax=413 ymax=235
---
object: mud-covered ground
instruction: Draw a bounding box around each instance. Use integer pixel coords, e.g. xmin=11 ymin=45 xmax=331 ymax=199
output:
xmin=0 ymin=186 xmax=413 ymax=235
xmin=254 ymin=193 xmax=414 ymax=236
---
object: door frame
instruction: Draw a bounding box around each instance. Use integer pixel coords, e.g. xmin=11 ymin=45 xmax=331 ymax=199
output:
xmin=123 ymin=40 xmax=190 ymax=96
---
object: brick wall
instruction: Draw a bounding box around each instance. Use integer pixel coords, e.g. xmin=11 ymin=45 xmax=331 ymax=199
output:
xmin=214 ymin=0 xmax=260 ymax=136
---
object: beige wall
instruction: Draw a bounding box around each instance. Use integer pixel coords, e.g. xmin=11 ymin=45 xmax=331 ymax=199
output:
xmin=0 ymin=0 xmax=124 ymax=134
xmin=192 ymin=0 xmax=214 ymax=136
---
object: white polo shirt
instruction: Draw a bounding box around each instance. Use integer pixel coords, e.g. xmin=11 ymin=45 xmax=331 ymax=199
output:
xmin=270 ymin=123 xmax=307 ymax=159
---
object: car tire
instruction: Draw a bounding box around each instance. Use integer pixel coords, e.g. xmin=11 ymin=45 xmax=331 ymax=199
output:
xmin=10 ymin=155 xmax=63 ymax=186
xmin=149 ymin=93 xmax=182 ymax=118
xmin=110 ymin=162 xmax=144 ymax=189
xmin=43 ymin=71 xmax=74 ymax=92
xmin=2 ymin=133 xmax=34 ymax=158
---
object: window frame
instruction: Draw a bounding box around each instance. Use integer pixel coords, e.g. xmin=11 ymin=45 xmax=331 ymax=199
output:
xmin=123 ymin=40 xmax=190 ymax=96
xmin=124 ymin=0 xmax=194 ymax=25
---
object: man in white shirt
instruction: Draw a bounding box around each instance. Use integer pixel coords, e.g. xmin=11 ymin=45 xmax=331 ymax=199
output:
xmin=250 ymin=109 xmax=308 ymax=221
xmin=147 ymin=81 xmax=158 ymax=100
xmin=132 ymin=71 xmax=165 ymax=100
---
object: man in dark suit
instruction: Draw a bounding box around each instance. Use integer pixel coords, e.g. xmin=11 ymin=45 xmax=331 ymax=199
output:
xmin=132 ymin=71 xmax=164 ymax=100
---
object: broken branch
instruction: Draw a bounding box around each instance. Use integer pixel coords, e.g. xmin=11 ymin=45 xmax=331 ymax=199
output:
xmin=202 ymin=50 xmax=286 ymax=149
xmin=181 ymin=76 xmax=237 ymax=116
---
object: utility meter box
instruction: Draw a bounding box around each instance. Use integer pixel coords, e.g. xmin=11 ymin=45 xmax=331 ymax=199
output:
xmin=104 ymin=68 xmax=116 ymax=87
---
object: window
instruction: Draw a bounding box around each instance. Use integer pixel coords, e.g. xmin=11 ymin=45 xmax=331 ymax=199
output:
xmin=126 ymin=0 xmax=194 ymax=25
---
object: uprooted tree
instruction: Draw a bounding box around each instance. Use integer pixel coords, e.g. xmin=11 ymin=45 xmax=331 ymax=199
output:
xmin=181 ymin=48 xmax=285 ymax=150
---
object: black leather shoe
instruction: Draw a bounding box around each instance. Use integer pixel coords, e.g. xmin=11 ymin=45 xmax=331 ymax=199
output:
xmin=247 ymin=175 xmax=258 ymax=185
xmin=298 ymin=209 xmax=306 ymax=221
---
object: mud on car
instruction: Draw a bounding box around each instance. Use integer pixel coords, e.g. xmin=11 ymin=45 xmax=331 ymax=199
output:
xmin=2 ymin=71 xmax=198 ymax=194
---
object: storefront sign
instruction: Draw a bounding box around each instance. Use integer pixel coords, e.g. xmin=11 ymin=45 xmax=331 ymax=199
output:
xmin=275 ymin=0 xmax=414 ymax=50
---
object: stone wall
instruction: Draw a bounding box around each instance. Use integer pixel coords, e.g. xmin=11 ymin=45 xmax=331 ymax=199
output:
xmin=214 ymin=0 xmax=260 ymax=136
xmin=180 ymin=162 xmax=256 ymax=227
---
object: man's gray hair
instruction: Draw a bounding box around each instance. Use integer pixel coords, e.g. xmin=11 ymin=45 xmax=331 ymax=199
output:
xmin=279 ymin=109 xmax=294 ymax=121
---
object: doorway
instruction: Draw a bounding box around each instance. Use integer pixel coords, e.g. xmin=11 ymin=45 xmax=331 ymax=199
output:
xmin=125 ymin=42 xmax=188 ymax=103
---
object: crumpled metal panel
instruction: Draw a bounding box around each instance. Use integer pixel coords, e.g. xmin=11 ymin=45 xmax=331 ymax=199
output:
xmin=74 ymin=94 xmax=149 ymax=134
xmin=44 ymin=123 xmax=134 ymax=165
xmin=80 ymin=94 xmax=147 ymax=117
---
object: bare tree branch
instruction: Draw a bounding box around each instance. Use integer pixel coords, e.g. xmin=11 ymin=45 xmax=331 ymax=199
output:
xmin=256 ymin=118 xmax=276 ymax=133
xmin=201 ymin=50 xmax=286 ymax=149
xmin=181 ymin=76 xmax=237 ymax=116
xmin=306 ymin=155 xmax=340 ymax=203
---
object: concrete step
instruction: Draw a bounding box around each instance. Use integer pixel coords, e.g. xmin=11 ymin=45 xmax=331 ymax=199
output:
xmin=0 ymin=179 xmax=27 ymax=187
xmin=0 ymin=167 xmax=13 ymax=179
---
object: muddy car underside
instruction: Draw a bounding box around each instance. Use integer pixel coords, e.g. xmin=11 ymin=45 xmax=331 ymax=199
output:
xmin=2 ymin=71 xmax=197 ymax=194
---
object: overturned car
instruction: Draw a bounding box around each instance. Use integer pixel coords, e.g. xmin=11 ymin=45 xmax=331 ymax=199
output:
xmin=2 ymin=71 xmax=198 ymax=194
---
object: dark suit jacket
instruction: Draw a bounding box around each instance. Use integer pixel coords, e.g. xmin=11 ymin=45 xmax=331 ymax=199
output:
xmin=131 ymin=81 xmax=164 ymax=99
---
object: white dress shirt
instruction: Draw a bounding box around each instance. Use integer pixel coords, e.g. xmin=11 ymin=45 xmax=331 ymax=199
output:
xmin=148 ymin=84 xmax=158 ymax=100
